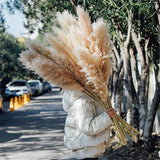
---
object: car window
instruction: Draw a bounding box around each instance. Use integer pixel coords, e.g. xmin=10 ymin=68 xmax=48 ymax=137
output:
xmin=9 ymin=81 xmax=26 ymax=86
xmin=28 ymin=82 xmax=38 ymax=86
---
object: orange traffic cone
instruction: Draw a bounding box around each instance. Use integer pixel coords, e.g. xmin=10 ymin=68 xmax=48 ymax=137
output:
xmin=18 ymin=96 xmax=22 ymax=108
xmin=0 ymin=99 xmax=3 ymax=113
xmin=27 ymin=93 xmax=30 ymax=103
xmin=10 ymin=98 xmax=14 ymax=111
xmin=24 ymin=94 xmax=27 ymax=105
xmin=14 ymin=97 xmax=18 ymax=109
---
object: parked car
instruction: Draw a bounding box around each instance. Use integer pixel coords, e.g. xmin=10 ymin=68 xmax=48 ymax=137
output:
xmin=51 ymin=84 xmax=62 ymax=92
xmin=43 ymin=82 xmax=52 ymax=93
xmin=27 ymin=80 xmax=43 ymax=95
xmin=51 ymin=84 xmax=56 ymax=88
xmin=5 ymin=80 xmax=31 ymax=100
xmin=51 ymin=84 xmax=60 ymax=88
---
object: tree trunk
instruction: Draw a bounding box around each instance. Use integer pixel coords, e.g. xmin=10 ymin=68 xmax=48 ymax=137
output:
xmin=137 ymin=66 xmax=148 ymax=136
xmin=143 ymin=65 xmax=160 ymax=150
xmin=131 ymin=30 xmax=149 ymax=136
xmin=154 ymin=109 xmax=160 ymax=135
xmin=118 ymin=12 xmax=140 ymax=130
xmin=113 ymin=62 xmax=123 ymax=115
xmin=155 ymin=0 xmax=160 ymax=25
xmin=111 ymin=44 xmax=123 ymax=115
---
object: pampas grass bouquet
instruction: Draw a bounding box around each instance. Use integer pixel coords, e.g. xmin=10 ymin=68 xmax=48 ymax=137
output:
xmin=20 ymin=6 xmax=139 ymax=145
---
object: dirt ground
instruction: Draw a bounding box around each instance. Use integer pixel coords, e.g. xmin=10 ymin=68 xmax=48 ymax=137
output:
xmin=103 ymin=135 xmax=160 ymax=160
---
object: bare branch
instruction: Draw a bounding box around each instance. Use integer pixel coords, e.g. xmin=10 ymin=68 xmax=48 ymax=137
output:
xmin=112 ymin=44 xmax=121 ymax=65
xmin=124 ymin=10 xmax=132 ymax=46
xmin=130 ymin=47 xmax=139 ymax=90
xmin=155 ymin=0 xmax=160 ymax=25
xmin=111 ymin=18 xmax=124 ymax=40
xmin=145 ymin=38 xmax=150 ymax=66
xmin=131 ymin=29 xmax=145 ymax=67
xmin=70 ymin=0 xmax=76 ymax=8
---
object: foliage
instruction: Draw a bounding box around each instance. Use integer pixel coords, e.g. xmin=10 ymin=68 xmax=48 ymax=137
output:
xmin=87 ymin=0 xmax=158 ymax=64
xmin=2 ymin=0 xmax=158 ymax=62
xmin=23 ymin=0 xmax=159 ymax=63
xmin=24 ymin=0 xmax=75 ymax=34
xmin=0 ymin=32 xmax=38 ymax=88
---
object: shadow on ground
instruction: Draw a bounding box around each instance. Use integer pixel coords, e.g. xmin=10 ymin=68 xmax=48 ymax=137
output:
xmin=0 ymin=90 xmax=72 ymax=160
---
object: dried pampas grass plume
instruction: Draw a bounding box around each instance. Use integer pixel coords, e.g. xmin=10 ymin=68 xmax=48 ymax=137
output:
xmin=20 ymin=41 xmax=84 ymax=91
xmin=20 ymin=6 xmax=112 ymax=99
xmin=20 ymin=6 xmax=139 ymax=145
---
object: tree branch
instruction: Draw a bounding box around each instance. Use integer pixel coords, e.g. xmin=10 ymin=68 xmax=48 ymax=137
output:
xmin=112 ymin=43 xmax=121 ymax=66
xmin=155 ymin=0 xmax=160 ymax=25
xmin=131 ymin=29 xmax=145 ymax=67
xmin=124 ymin=10 xmax=132 ymax=46
xmin=145 ymin=38 xmax=150 ymax=66
xmin=70 ymin=0 xmax=76 ymax=8
xmin=143 ymin=65 xmax=160 ymax=145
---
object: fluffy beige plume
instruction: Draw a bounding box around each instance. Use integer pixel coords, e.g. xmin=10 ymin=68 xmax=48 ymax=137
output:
xmin=76 ymin=5 xmax=92 ymax=36
xmin=20 ymin=41 xmax=84 ymax=91
xmin=72 ymin=9 xmax=112 ymax=103
xmin=92 ymin=19 xmax=112 ymax=55
xmin=20 ymin=6 xmax=139 ymax=145
xmin=56 ymin=10 xmax=77 ymax=33
xmin=20 ymin=5 xmax=112 ymax=105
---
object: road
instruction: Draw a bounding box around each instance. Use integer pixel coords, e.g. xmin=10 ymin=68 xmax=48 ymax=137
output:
xmin=0 ymin=88 xmax=74 ymax=160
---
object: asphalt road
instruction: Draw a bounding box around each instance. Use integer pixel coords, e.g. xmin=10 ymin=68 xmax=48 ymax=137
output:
xmin=0 ymin=88 xmax=75 ymax=160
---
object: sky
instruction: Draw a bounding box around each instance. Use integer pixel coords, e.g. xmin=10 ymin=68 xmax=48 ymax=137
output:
xmin=0 ymin=0 xmax=38 ymax=39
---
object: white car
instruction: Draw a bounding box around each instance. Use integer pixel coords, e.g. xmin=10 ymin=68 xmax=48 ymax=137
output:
xmin=27 ymin=80 xmax=43 ymax=95
xmin=5 ymin=80 xmax=31 ymax=97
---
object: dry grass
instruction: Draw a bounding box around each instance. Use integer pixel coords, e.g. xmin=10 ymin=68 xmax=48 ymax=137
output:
xmin=20 ymin=6 xmax=139 ymax=145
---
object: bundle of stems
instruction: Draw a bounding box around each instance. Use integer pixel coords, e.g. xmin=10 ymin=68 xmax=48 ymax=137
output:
xmin=20 ymin=6 xmax=139 ymax=145
xmin=83 ymin=89 xmax=139 ymax=145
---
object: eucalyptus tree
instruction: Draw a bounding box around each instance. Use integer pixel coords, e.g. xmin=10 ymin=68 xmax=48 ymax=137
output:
xmin=85 ymin=1 xmax=159 ymax=149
